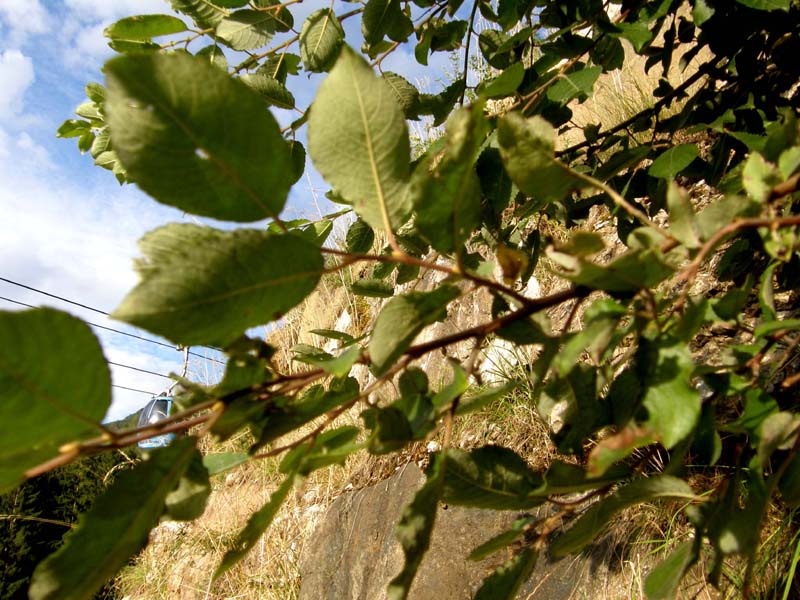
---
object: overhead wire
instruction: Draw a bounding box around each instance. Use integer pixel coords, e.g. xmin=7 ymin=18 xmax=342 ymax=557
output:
xmin=0 ymin=287 xmax=226 ymax=365
xmin=107 ymin=361 xmax=173 ymax=380
xmin=112 ymin=384 xmax=159 ymax=396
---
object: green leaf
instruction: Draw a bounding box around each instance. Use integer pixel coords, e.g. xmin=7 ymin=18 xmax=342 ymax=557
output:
xmin=165 ymin=450 xmax=211 ymax=521
xmin=411 ymin=105 xmax=485 ymax=253
xmin=195 ymin=44 xmax=228 ymax=69
xmin=281 ymin=426 xmax=361 ymax=475
xmin=455 ymin=381 xmax=518 ymax=416
xmin=253 ymin=0 xmax=293 ymax=31
xmin=735 ymin=0 xmax=790 ymax=10
xmin=692 ymin=0 xmax=715 ymax=25
xmin=369 ymin=285 xmax=460 ymax=374
xmin=203 ymin=452 xmax=249 ymax=475
xmin=113 ymin=225 xmax=323 ymax=346
xmin=170 ymin=0 xmax=228 ymax=28
xmin=108 ymin=39 xmax=161 ymax=54
xmin=298 ymin=344 xmax=361 ymax=377
xmin=105 ymin=53 xmax=292 ymax=222
xmin=350 ymin=278 xmax=394 ymax=298
xmin=382 ymin=72 xmax=421 ymax=119
xmin=0 ymin=309 xmax=110 ymax=494
xmin=247 ymin=380 xmax=360 ymax=452
xmin=468 ymin=515 xmax=535 ymax=561
xmin=104 ymin=14 xmax=187 ymax=41
xmin=300 ymin=9 xmax=345 ymax=73
xmin=287 ymin=140 xmax=306 ymax=184
xmin=474 ymin=547 xmax=538 ymax=600
xmin=588 ymin=426 xmax=658 ymax=477
xmin=648 ymin=144 xmax=699 ymax=179
xmin=667 ymin=182 xmax=701 ymax=248
xmin=695 ymin=194 xmax=758 ymax=240
xmin=547 ymin=247 xmax=674 ymax=293
xmin=216 ymin=9 xmax=275 ymax=50
xmin=642 ymin=341 xmax=701 ymax=448
xmin=479 ymin=62 xmax=525 ymax=98
xmin=498 ymin=113 xmax=583 ymax=203
xmin=29 ymin=438 xmax=199 ymax=600
xmin=311 ymin=328 xmax=357 ymax=345
xmin=553 ymin=298 xmax=626 ymax=377
xmin=742 ymin=152 xmax=782 ymax=202
xmin=363 ymin=0 xmax=412 ymax=46
xmin=215 ymin=473 xmax=294 ymax=577
xmin=417 ymin=78 xmax=466 ymax=126
xmin=241 ymin=72 xmax=295 ymax=109
xmin=778 ymin=146 xmax=800 ymax=179
xmin=56 ymin=119 xmax=91 ymax=138
xmin=346 ymin=218 xmax=375 ymax=253
xmin=612 ymin=22 xmax=653 ymax=52
xmin=431 ymin=361 xmax=469 ymax=408
xmin=551 ymin=476 xmax=695 ymax=557
xmin=546 ymin=67 xmax=602 ymax=104
xmin=363 ymin=406 xmax=414 ymax=453
xmin=758 ymin=412 xmax=800 ymax=467
xmin=442 ymin=445 xmax=544 ymax=510
xmin=309 ymin=47 xmax=411 ymax=233
xmin=387 ymin=452 xmax=445 ymax=600
xmin=644 ymin=540 xmax=696 ymax=600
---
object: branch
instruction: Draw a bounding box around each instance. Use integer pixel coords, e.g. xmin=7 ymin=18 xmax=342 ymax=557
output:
xmin=556 ymin=60 xmax=716 ymax=158
xmin=459 ymin=0 xmax=480 ymax=106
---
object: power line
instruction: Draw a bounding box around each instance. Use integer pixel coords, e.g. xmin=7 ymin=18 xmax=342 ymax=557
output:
xmin=112 ymin=384 xmax=158 ymax=395
xmin=107 ymin=361 xmax=173 ymax=380
xmin=0 ymin=276 xmax=225 ymax=354
xmin=0 ymin=276 xmax=110 ymax=316
xmin=0 ymin=293 xmax=225 ymax=366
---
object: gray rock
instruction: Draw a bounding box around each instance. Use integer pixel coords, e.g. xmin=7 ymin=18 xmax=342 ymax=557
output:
xmin=299 ymin=463 xmax=612 ymax=600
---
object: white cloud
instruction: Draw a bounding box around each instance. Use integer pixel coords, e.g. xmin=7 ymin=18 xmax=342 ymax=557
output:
xmin=64 ymin=0 xmax=170 ymax=22
xmin=0 ymin=49 xmax=34 ymax=120
xmin=0 ymin=134 xmax=192 ymax=419
xmin=0 ymin=0 xmax=49 ymax=44
xmin=62 ymin=22 xmax=112 ymax=68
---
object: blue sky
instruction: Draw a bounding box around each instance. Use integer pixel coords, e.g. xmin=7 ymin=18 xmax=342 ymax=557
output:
xmin=0 ymin=0 xmax=457 ymax=420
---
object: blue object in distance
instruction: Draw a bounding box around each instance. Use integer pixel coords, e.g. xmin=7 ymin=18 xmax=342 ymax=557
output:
xmin=137 ymin=396 xmax=175 ymax=449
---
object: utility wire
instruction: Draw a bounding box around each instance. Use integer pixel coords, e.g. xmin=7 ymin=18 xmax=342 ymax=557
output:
xmin=0 ymin=277 xmax=225 ymax=354
xmin=0 ymin=276 xmax=110 ymax=316
xmin=112 ymin=384 xmax=157 ymax=395
xmin=0 ymin=294 xmax=225 ymax=365
xmin=107 ymin=361 xmax=173 ymax=380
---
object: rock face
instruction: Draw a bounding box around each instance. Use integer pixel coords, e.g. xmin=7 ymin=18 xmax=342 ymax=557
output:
xmin=298 ymin=464 xmax=627 ymax=600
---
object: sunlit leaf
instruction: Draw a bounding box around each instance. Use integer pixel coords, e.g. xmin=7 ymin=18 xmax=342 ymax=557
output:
xmin=474 ymin=547 xmax=538 ymax=600
xmin=114 ymin=225 xmax=323 ymax=346
xmin=104 ymin=14 xmax=187 ymax=40
xmin=309 ymin=47 xmax=411 ymax=232
xmin=217 ymin=9 xmax=275 ymax=50
xmin=551 ymin=476 xmax=695 ymax=557
xmin=0 ymin=309 xmax=110 ymax=494
xmin=648 ymin=144 xmax=698 ymax=179
xmin=369 ymin=285 xmax=460 ymax=374
xmin=442 ymin=445 xmax=544 ymax=510
xmin=300 ymin=9 xmax=345 ymax=73
xmin=411 ymin=105 xmax=486 ymax=253
xmin=498 ymin=113 xmax=583 ymax=202
xmin=106 ymin=53 xmax=292 ymax=222
xmin=644 ymin=541 xmax=696 ymax=600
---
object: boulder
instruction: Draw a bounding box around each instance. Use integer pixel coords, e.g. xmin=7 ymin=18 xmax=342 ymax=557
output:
xmin=299 ymin=463 xmax=628 ymax=600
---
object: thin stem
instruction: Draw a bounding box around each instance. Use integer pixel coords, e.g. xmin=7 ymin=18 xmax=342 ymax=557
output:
xmin=569 ymin=168 xmax=669 ymax=236
xmin=459 ymin=0 xmax=480 ymax=106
